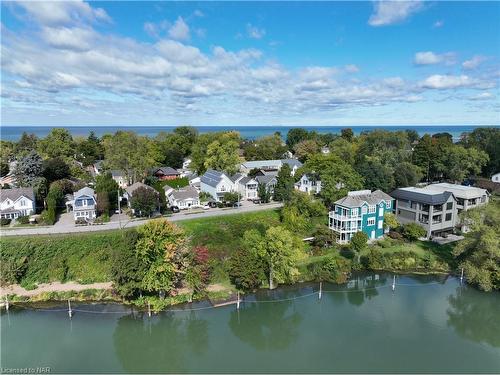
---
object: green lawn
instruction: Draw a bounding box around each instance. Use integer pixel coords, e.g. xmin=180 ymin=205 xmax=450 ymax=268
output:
xmin=178 ymin=209 xmax=281 ymax=258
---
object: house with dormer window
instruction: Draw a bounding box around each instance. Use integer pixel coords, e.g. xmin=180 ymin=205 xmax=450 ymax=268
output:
xmin=0 ymin=187 xmax=35 ymax=219
xmin=328 ymin=189 xmax=393 ymax=244
xmin=67 ymin=187 xmax=97 ymax=222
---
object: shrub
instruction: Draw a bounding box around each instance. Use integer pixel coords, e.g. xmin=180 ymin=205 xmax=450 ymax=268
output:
xmin=17 ymin=215 xmax=30 ymax=224
xmin=402 ymin=223 xmax=427 ymax=241
xmin=228 ymin=248 xmax=266 ymax=290
xmin=388 ymin=230 xmax=403 ymax=240
xmin=307 ymin=254 xmax=352 ymax=283
xmin=0 ymin=218 xmax=11 ymax=226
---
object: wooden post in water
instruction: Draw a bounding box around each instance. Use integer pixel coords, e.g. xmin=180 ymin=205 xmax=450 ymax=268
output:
xmin=147 ymin=301 xmax=151 ymax=318
xmin=318 ymin=282 xmax=322 ymax=300
xmin=460 ymin=268 xmax=464 ymax=284
xmin=68 ymin=300 xmax=73 ymax=319
xmin=392 ymin=275 xmax=396 ymax=292
xmin=5 ymin=296 xmax=9 ymax=311
xmin=236 ymin=291 xmax=240 ymax=310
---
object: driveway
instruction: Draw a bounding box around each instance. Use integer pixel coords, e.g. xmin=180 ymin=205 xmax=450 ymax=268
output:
xmin=0 ymin=202 xmax=283 ymax=236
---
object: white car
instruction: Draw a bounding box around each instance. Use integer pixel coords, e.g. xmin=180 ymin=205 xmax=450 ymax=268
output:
xmin=202 ymin=203 xmax=210 ymax=210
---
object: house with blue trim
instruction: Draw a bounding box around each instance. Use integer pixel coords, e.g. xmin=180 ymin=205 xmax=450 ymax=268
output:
xmin=67 ymin=187 xmax=97 ymax=223
xmin=328 ymin=189 xmax=393 ymax=244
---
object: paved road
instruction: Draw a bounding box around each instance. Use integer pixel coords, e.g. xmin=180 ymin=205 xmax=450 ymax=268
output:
xmin=0 ymin=202 xmax=283 ymax=237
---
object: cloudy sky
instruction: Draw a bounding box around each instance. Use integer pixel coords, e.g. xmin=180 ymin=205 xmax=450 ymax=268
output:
xmin=1 ymin=1 xmax=499 ymax=126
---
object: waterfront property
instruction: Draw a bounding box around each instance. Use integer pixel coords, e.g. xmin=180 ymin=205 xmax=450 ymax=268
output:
xmin=492 ymin=173 xmax=500 ymax=182
xmin=164 ymin=185 xmax=200 ymax=209
xmin=391 ymin=182 xmax=489 ymax=236
xmin=295 ymin=173 xmax=322 ymax=195
xmin=200 ymin=169 xmax=237 ymax=202
xmin=328 ymin=190 xmax=393 ymax=244
xmin=390 ymin=187 xmax=457 ymax=238
xmin=67 ymin=187 xmax=97 ymax=223
xmin=236 ymin=174 xmax=277 ymax=200
xmin=239 ymin=159 xmax=303 ymax=176
xmin=0 ymin=187 xmax=35 ymax=219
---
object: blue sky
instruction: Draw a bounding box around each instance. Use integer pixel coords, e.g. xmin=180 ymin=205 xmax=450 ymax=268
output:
xmin=1 ymin=1 xmax=499 ymax=126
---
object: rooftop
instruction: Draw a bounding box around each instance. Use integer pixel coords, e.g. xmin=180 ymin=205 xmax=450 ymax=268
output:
xmin=0 ymin=187 xmax=34 ymax=202
xmin=335 ymin=190 xmax=393 ymax=208
xmin=390 ymin=187 xmax=454 ymax=206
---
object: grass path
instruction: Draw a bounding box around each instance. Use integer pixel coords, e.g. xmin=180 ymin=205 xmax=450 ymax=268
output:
xmin=0 ymin=281 xmax=113 ymax=298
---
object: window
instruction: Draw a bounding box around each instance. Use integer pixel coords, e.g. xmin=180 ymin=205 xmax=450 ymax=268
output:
xmin=445 ymin=213 xmax=452 ymax=221
xmin=446 ymin=202 xmax=453 ymax=210
xmin=362 ymin=206 xmax=367 ymax=214
xmin=386 ymin=200 xmax=391 ymax=208
xmin=368 ymin=205 xmax=376 ymax=214
xmin=20 ymin=199 xmax=26 ymax=206
xmin=378 ymin=220 xmax=383 ymax=229
xmin=378 ymin=207 xmax=384 ymax=217
xmin=367 ymin=218 xmax=375 ymax=226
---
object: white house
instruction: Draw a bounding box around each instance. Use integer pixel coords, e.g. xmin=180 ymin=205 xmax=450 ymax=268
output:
xmin=164 ymin=186 xmax=200 ymax=209
xmin=423 ymin=183 xmax=489 ymax=213
xmin=321 ymin=146 xmax=330 ymax=154
xmin=67 ymin=187 xmax=97 ymax=223
xmin=200 ymin=169 xmax=236 ymax=202
xmin=0 ymin=187 xmax=35 ymax=219
xmin=296 ymin=173 xmax=322 ymax=195
xmin=239 ymin=159 xmax=303 ymax=176
xmin=111 ymin=170 xmax=129 ymax=188
xmin=236 ymin=174 xmax=277 ymax=200
xmin=492 ymin=173 xmax=500 ymax=183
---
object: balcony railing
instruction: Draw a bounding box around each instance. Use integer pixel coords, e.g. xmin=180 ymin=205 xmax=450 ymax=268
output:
xmin=329 ymin=212 xmax=359 ymax=220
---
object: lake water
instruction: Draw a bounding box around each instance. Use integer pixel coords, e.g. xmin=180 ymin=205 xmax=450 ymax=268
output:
xmin=1 ymin=273 xmax=499 ymax=373
xmin=1 ymin=125 xmax=498 ymax=141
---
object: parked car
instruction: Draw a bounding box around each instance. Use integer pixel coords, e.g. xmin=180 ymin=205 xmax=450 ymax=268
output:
xmin=171 ymin=206 xmax=180 ymax=213
xmin=202 ymin=202 xmax=210 ymax=210
xmin=208 ymin=201 xmax=217 ymax=208
xmin=233 ymin=202 xmax=242 ymax=208
xmin=252 ymin=199 xmax=261 ymax=204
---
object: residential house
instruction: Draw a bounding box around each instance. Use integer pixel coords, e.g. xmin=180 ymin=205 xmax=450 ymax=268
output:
xmin=255 ymin=175 xmax=277 ymax=196
xmin=111 ymin=170 xmax=129 ymax=188
xmin=92 ymin=160 xmax=104 ymax=176
xmin=187 ymin=173 xmax=201 ymax=191
xmin=124 ymin=182 xmax=160 ymax=215
xmin=328 ymin=190 xmax=394 ymax=244
xmin=164 ymin=186 xmax=200 ymax=209
xmin=182 ymin=158 xmax=192 ymax=170
xmin=0 ymin=187 xmax=35 ymax=219
xmin=491 ymin=173 xmax=500 ymax=183
xmin=321 ymin=146 xmax=330 ymax=154
xmin=391 ymin=183 xmax=489 ymax=235
xmin=390 ymin=187 xmax=457 ymax=238
xmin=152 ymin=167 xmax=180 ymax=181
xmin=200 ymin=169 xmax=236 ymax=202
xmin=239 ymin=159 xmax=303 ymax=176
xmin=237 ymin=176 xmax=259 ymax=200
xmin=68 ymin=187 xmax=97 ymax=222
xmin=296 ymin=173 xmax=322 ymax=195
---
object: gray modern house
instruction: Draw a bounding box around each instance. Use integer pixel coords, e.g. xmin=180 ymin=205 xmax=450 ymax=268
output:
xmin=390 ymin=187 xmax=457 ymax=238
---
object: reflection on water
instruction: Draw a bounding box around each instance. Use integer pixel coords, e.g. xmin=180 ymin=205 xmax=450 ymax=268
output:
xmin=447 ymin=287 xmax=500 ymax=348
xmin=229 ymin=299 xmax=302 ymax=351
xmin=113 ymin=311 xmax=209 ymax=373
xmin=2 ymin=273 xmax=500 ymax=373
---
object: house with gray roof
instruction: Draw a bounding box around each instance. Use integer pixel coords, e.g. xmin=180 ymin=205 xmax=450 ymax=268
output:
xmin=67 ymin=187 xmax=97 ymax=223
xmin=152 ymin=166 xmax=180 ymax=181
xmin=239 ymin=159 xmax=303 ymax=176
xmin=123 ymin=182 xmax=160 ymax=215
xmin=200 ymin=169 xmax=236 ymax=202
xmin=329 ymin=190 xmax=394 ymax=244
xmin=0 ymin=187 xmax=35 ymax=219
xmin=296 ymin=173 xmax=322 ymax=195
xmin=164 ymin=185 xmax=200 ymax=209
xmin=391 ymin=186 xmax=457 ymax=238
xmin=110 ymin=170 xmax=129 ymax=188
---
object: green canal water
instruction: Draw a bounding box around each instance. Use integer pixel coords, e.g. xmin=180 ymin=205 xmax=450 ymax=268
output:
xmin=1 ymin=273 xmax=499 ymax=373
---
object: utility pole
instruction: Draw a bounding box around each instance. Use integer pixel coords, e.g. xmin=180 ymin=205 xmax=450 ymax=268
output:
xmin=117 ymin=190 xmax=121 ymax=230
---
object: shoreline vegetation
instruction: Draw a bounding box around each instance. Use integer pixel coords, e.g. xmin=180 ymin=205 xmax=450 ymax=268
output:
xmin=0 ymin=207 xmax=475 ymax=311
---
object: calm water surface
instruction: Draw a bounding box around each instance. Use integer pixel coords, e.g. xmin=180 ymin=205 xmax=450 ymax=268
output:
xmin=1 ymin=273 xmax=499 ymax=373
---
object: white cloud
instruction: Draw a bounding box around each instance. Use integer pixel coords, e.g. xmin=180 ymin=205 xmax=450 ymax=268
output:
xmin=468 ymin=92 xmax=495 ymax=101
xmin=414 ymin=51 xmax=456 ymax=65
xmin=462 ymin=55 xmax=486 ymax=70
xmin=15 ymin=1 xmax=110 ymax=26
xmin=368 ymin=1 xmax=424 ymax=27
xmin=433 ymin=20 xmax=444 ymax=28
xmin=246 ymin=23 xmax=266 ymax=39
xmin=344 ymin=64 xmax=360 ymax=73
xmin=419 ymin=74 xmax=473 ymax=89
xmin=168 ymin=17 xmax=190 ymax=41
xmin=41 ymin=26 xmax=95 ymax=51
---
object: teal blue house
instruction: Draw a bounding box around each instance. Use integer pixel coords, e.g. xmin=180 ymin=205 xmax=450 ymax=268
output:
xmin=328 ymin=190 xmax=394 ymax=244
